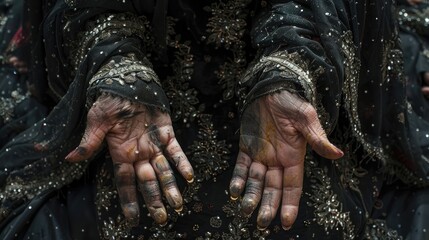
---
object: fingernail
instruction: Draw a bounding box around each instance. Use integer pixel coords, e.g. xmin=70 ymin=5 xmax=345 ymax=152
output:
xmin=241 ymin=198 xmax=256 ymax=217
xmin=153 ymin=208 xmax=168 ymax=225
xmin=121 ymin=202 xmax=140 ymax=226
xmin=166 ymin=193 xmax=183 ymax=210
xmin=282 ymin=225 xmax=292 ymax=231
xmin=229 ymin=182 xmax=242 ymax=199
xmin=174 ymin=205 xmax=183 ymax=213
xmin=230 ymin=195 xmax=238 ymax=201
xmin=65 ymin=150 xmax=75 ymax=160
xmin=185 ymin=173 xmax=194 ymax=183
xmin=332 ymin=145 xmax=344 ymax=156
xmin=257 ymin=225 xmax=268 ymax=231
xmin=257 ymin=209 xmax=271 ymax=230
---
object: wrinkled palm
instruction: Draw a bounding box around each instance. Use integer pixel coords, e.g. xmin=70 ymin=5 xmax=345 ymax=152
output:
xmin=229 ymin=91 xmax=343 ymax=230
xmin=66 ymin=93 xmax=194 ymax=226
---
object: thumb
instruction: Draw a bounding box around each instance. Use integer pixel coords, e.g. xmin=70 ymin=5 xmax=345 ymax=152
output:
xmin=65 ymin=111 xmax=109 ymax=162
xmin=298 ymin=110 xmax=343 ymax=160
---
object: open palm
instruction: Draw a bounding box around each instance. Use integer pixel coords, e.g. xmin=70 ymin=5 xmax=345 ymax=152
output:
xmin=229 ymin=90 xmax=343 ymax=230
xmin=66 ymin=93 xmax=194 ymax=226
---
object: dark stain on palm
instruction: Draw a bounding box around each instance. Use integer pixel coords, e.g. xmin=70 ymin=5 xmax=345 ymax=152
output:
xmin=76 ymin=146 xmax=87 ymax=156
xmin=116 ymin=108 xmax=135 ymax=119
xmin=240 ymin=103 xmax=265 ymax=159
xmin=148 ymin=124 xmax=163 ymax=149
xmin=139 ymin=180 xmax=161 ymax=203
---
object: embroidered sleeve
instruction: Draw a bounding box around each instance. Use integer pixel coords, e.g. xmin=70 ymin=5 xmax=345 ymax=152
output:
xmin=86 ymin=53 xmax=169 ymax=112
xmin=239 ymin=1 xmax=350 ymax=132
xmin=69 ymin=13 xmax=169 ymax=112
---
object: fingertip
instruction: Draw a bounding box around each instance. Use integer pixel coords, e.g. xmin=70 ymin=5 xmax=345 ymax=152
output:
xmin=281 ymin=207 xmax=298 ymax=231
xmin=65 ymin=149 xmax=79 ymax=162
xmin=329 ymin=143 xmax=344 ymax=159
xmin=121 ymin=202 xmax=140 ymax=227
xmin=65 ymin=146 xmax=88 ymax=162
xmin=184 ymin=169 xmax=194 ymax=183
xmin=165 ymin=192 xmax=183 ymax=212
xmin=256 ymin=208 xmax=273 ymax=231
xmin=282 ymin=225 xmax=292 ymax=231
xmin=149 ymin=207 xmax=168 ymax=226
xmin=241 ymin=197 xmax=257 ymax=217
xmin=229 ymin=180 xmax=243 ymax=200
xmin=314 ymin=140 xmax=344 ymax=160
xmin=324 ymin=142 xmax=344 ymax=159
xmin=186 ymin=175 xmax=195 ymax=184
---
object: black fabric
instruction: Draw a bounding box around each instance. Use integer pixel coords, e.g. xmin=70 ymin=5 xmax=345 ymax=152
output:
xmin=1 ymin=0 xmax=429 ymax=239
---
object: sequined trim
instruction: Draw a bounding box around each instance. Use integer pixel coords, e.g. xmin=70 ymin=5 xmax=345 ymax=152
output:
xmin=240 ymin=50 xmax=319 ymax=110
xmin=0 ymin=89 xmax=29 ymax=123
xmin=68 ymin=13 xmax=149 ymax=72
xmin=364 ymin=219 xmax=403 ymax=240
xmin=341 ymin=31 xmax=387 ymax=162
xmin=0 ymin=159 xmax=86 ymax=221
xmin=398 ymin=7 xmax=429 ymax=36
xmin=342 ymin=31 xmax=425 ymax=185
xmin=89 ymin=53 xmax=161 ymax=87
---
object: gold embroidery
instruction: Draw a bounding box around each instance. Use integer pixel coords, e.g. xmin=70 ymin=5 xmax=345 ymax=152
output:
xmin=89 ymin=53 xmax=160 ymax=87
xmin=341 ymin=31 xmax=387 ymax=163
xmin=67 ymin=13 xmax=149 ymax=73
xmin=188 ymin=115 xmax=230 ymax=181
xmin=205 ymin=0 xmax=252 ymax=100
xmin=0 ymin=159 xmax=86 ymax=222
xmin=164 ymin=17 xmax=200 ymax=124
xmin=306 ymin=157 xmax=356 ymax=240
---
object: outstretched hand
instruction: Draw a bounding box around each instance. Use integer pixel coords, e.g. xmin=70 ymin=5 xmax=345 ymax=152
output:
xmin=66 ymin=93 xmax=194 ymax=226
xmin=229 ymin=90 xmax=343 ymax=230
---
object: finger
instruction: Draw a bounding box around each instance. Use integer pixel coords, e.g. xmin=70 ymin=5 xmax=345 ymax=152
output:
xmin=165 ymin=137 xmax=194 ymax=183
xmin=65 ymin=109 xmax=108 ymax=162
xmin=241 ymin=161 xmax=267 ymax=217
xmin=422 ymin=86 xmax=429 ymax=97
xmin=135 ymin=161 xmax=168 ymax=225
xmin=257 ymin=167 xmax=282 ymax=230
xmin=281 ymin=161 xmax=304 ymax=230
xmin=297 ymin=108 xmax=343 ymax=160
xmin=151 ymin=155 xmax=183 ymax=212
xmin=229 ymin=151 xmax=252 ymax=200
xmin=113 ymin=163 xmax=140 ymax=226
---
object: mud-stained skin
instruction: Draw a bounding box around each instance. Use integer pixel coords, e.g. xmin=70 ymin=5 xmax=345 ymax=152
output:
xmin=139 ymin=180 xmax=167 ymax=224
xmin=113 ymin=163 xmax=139 ymax=226
xmin=152 ymin=155 xmax=183 ymax=211
xmin=65 ymin=93 xmax=193 ymax=225
xmin=229 ymin=91 xmax=343 ymax=231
